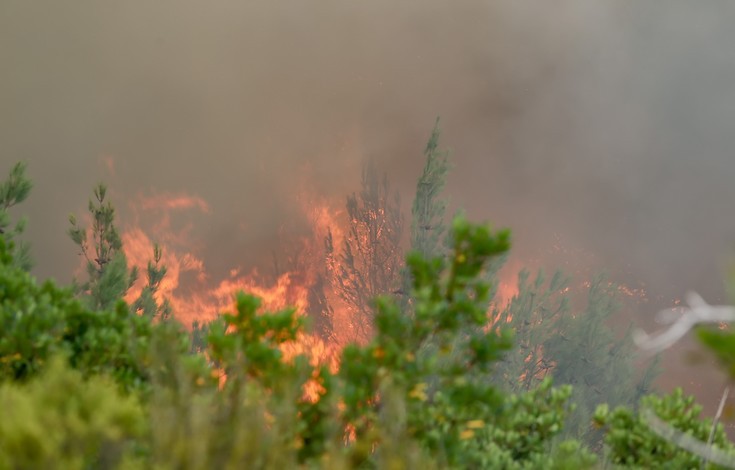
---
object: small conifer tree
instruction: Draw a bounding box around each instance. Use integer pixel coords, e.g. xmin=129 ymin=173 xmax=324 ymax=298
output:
xmin=410 ymin=118 xmax=451 ymax=261
xmin=132 ymin=243 xmax=173 ymax=320
xmin=69 ymin=183 xmax=171 ymax=318
xmin=492 ymin=270 xmax=660 ymax=447
xmin=68 ymin=183 xmax=138 ymax=311
xmin=0 ymin=162 xmax=33 ymax=271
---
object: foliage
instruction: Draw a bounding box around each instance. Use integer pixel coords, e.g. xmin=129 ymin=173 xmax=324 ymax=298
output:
xmin=594 ymin=388 xmax=735 ymax=469
xmin=697 ymin=327 xmax=735 ymax=381
xmin=396 ymin=117 xmax=454 ymax=315
xmin=410 ymin=118 xmax=451 ymax=261
xmin=0 ymin=162 xmax=33 ymax=271
xmin=132 ymin=243 xmax=172 ymax=320
xmin=546 ymin=275 xmax=658 ymax=444
xmin=91 ymin=214 xmax=595 ymax=469
xmin=152 ymin=293 xmax=333 ymax=467
xmin=492 ymin=269 xmax=570 ymax=394
xmin=397 ymin=122 xmax=655 ymax=451
xmin=492 ymin=268 xmax=660 ymax=447
xmin=69 ymin=184 xmax=172 ymax=321
xmin=0 ymin=235 xmax=160 ymax=391
xmin=0 ymin=357 xmax=145 ymax=470
xmin=4 ymin=136 xmax=731 ymax=469
xmin=68 ymin=183 xmax=138 ymax=311
xmin=332 ymin=216 xmax=598 ymax=468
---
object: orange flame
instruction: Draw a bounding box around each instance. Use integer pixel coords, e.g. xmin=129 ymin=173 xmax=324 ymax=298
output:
xmin=121 ymin=189 xmax=345 ymax=372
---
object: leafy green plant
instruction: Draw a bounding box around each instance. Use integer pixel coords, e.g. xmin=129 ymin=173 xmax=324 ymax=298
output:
xmin=0 ymin=233 xmax=178 ymax=392
xmin=68 ymin=183 xmax=138 ymax=311
xmin=333 ymin=216 xmax=598 ymax=468
xmin=0 ymin=162 xmax=33 ymax=270
xmin=595 ymin=388 xmax=735 ymax=469
xmin=0 ymin=357 xmax=145 ymax=470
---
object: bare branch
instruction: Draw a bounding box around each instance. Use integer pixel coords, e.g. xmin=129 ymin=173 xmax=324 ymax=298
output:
xmin=702 ymin=386 xmax=730 ymax=470
xmin=633 ymin=292 xmax=735 ymax=354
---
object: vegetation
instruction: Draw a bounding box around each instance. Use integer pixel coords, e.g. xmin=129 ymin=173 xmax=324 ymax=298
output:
xmin=492 ymin=270 xmax=660 ymax=447
xmin=0 ymin=162 xmax=33 ymax=271
xmin=68 ymin=183 xmax=139 ymax=311
xmin=2 ymin=122 xmax=735 ymax=468
xmin=325 ymin=160 xmax=404 ymax=342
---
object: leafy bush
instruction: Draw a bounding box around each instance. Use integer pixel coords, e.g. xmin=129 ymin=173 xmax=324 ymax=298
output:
xmin=0 ymin=235 xmax=177 ymax=392
xmin=595 ymin=388 xmax=735 ymax=469
xmin=0 ymin=357 xmax=144 ymax=469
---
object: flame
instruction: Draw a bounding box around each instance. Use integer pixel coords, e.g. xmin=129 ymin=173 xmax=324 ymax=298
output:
xmin=121 ymin=189 xmax=345 ymax=373
xmin=118 ymin=183 xmax=648 ymax=402
xmin=495 ymin=279 xmax=520 ymax=309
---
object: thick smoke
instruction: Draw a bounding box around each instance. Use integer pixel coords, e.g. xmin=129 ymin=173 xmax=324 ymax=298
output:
xmin=3 ymin=1 xmax=735 ymax=411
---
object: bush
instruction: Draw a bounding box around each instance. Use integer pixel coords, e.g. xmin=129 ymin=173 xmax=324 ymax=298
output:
xmin=0 ymin=357 xmax=145 ymax=469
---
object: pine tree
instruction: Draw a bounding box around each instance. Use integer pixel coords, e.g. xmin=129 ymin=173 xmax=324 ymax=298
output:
xmin=545 ymin=275 xmax=658 ymax=446
xmin=410 ymin=118 xmax=451 ymax=261
xmin=491 ymin=269 xmax=571 ymax=393
xmin=69 ymin=184 xmax=173 ymax=320
xmin=405 ymin=120 xmax=506 ymax=302
xmin=0 ymin=162 xmax=33 ymax=271
xmin=325 ymin=161 xmax=403 ymax=341
xmin=68 ymin=183 xmax=138 ymax=311
xmin=132 ymin=243 xmax=172 ymax=320
xmin=491 ymin=270 xmax=660 ymax=447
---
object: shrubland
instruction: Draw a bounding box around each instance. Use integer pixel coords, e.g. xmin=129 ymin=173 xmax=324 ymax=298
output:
xmin=2 ymin=125 xmax=735 ymax=468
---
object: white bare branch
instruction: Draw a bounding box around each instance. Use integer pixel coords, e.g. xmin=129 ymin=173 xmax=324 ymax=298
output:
xmin=633 ymin=292 xmax=735 ymax=354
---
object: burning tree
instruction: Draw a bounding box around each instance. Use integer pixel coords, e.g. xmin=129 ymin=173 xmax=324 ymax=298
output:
xmin=325 ymin=161 xmax=404 ymax=341
xmin=272 ymin=246 xmax=335 ymax=343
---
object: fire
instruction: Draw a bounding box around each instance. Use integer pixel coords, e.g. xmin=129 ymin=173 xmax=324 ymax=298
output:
xmin=121 ymin=189 xmax=344 ymax=372
xmin=117 ymin=183 xmax=647 ymax=398
xmin=494 ymin=279 xmax=520 ymax=309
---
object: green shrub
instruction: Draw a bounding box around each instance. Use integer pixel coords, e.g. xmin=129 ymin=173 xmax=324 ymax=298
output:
xmin=0 ymin=357 xmax=144 ymax=469
xmin=595 ymin=388 xmax=735 ymax=469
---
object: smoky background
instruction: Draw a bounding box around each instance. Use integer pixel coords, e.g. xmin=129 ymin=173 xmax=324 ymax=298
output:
xmin=2 ymin=0 xmax=735 ymax=414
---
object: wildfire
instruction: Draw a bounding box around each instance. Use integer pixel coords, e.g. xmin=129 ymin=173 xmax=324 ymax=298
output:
xmin=121 ymin=190 xmax=345 ymax=371
xmin=115 ymin=183 xmax=647 ymax=394
xmin=494 ymin=278 xmax=520 ymax=309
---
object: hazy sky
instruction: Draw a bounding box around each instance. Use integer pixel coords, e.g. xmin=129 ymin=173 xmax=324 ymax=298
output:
xmin=3 ymin=0 xmax=735 ymax=410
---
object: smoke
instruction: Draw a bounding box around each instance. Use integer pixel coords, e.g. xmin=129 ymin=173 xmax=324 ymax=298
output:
xmin=3 ymin=0 xmax=735 ymax=410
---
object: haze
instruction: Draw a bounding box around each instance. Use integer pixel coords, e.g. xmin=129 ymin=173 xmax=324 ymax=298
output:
xmin=3 ymin=0 xmax=735 ymax=412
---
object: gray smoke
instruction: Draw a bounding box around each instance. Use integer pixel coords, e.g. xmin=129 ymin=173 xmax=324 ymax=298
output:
xmin=3 ymin=0 xmax=735 ymax=413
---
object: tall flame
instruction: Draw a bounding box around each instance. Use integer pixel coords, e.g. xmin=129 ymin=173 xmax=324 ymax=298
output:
xmin=121 ymin=190 xmax=344 ymax=371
